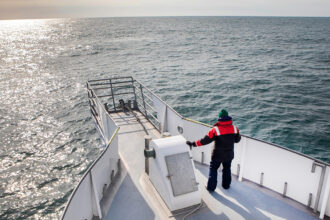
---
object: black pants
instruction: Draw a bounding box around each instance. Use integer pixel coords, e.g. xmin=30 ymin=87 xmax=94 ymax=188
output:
xmin=207 ymin=160 xmax=232 ymax=191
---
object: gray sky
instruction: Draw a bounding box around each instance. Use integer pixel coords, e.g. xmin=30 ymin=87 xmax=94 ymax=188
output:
xmin=0 ymin=0 xmax=329 ymax=20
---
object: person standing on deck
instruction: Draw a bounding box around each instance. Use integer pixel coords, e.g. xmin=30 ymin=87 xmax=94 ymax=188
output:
xmin=186 ymin=109 xmax=241 ymax=191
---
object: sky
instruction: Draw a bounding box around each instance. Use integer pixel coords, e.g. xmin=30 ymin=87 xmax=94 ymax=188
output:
xmin=0 ymin=0 xmax=330 ymax=20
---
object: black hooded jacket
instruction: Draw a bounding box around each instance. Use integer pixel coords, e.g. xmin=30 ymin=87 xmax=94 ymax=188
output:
xmin=195 ymin=116 xmax=241 ymax=162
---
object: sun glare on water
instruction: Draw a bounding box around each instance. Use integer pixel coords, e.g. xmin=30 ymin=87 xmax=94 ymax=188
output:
xmin=0 ymin=19 xmax=53 ymax=30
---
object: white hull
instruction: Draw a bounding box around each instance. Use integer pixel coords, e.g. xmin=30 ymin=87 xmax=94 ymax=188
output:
xmin=61 ymin=77 xmax=330 ymax=220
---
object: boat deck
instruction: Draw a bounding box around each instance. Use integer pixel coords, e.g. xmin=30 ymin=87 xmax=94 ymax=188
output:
xmin=104 ymin=110 xmax=319 ymax=220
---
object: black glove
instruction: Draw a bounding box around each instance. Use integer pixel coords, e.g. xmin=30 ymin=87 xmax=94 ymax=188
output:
xmin=186 ymin=141 xmax=196 ymax=150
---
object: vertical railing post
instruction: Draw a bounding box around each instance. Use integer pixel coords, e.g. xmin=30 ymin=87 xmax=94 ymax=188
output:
xmin=161 ymin=105 xmax=168 ymax=134
xmin=140 ymin=84 xmax=147 ymax=117
xmin=131 ymin=77 xmax=137 ymax=106
xmin=109 ymin=79 xmax=116 ymax=111
xmin=283 ymin=182 xmax=288 ymax=197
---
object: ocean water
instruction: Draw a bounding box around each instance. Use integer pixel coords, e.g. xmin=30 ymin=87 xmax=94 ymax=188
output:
xmin=0 ymin=16 xmax=329 ymax=219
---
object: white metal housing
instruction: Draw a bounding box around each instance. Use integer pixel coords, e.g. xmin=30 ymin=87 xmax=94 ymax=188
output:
xmin=148 ymin=135 xmax=201 ymax=211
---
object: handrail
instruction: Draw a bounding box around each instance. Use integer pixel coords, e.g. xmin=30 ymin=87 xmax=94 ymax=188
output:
xmin=132 ymin=84 xmax=153 ymax=103
xmin=136 ymin=102 xmax=159 ymax=124
xmin=135 ymin=93 xmax=156 ymax=113
xmin=89 ymin=77 xmax=162 ymax=132
xmin=88 ymin=76 xmax=133 ymax=82
xmin=134 ymin=78 xmax=184 ymax=120
xmin=90 ymin=80 xmax=134 ymax=86
xmin=87 ymin=82 xmax=120 ymax=128
xmin=185 ymin=117 xmax=212 ymax=128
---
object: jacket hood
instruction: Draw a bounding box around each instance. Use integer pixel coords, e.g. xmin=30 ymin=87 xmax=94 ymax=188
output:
xmin=214 ymin=116 xmax=233 ymax=126
xmin=218 ymin=116 xmax=232 ymax=122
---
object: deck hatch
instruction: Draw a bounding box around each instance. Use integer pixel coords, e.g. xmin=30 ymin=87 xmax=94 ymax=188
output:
xmin=165 ymin=152 xmax=198 ymax=197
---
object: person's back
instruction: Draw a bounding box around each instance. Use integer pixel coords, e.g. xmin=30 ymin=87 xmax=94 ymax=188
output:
xmin=187 ymin=109 xmax=241 ymax=191
xmin=211 ymin=115 xmax=241 ymax=162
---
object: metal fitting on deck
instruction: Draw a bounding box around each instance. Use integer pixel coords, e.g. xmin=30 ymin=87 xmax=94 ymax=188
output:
xmin=144 ymin=135 xmax=152 ymax=175
xmin=162 ymin=132 xmax=171 ymax=138
xmin=144 ymin=149 xmax=156 ymax=158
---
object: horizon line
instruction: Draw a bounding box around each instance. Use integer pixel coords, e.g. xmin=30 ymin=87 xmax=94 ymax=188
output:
xmin=1 ymin=14 xmax=330 ymax=21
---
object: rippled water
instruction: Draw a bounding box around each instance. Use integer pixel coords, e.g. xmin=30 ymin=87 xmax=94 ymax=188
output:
xmin=0 ymin=17 xmax=329 ymax=219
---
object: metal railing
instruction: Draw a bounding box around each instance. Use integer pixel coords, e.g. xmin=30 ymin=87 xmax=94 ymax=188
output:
xmin=87 ymin=76 xmax=161 ymax=134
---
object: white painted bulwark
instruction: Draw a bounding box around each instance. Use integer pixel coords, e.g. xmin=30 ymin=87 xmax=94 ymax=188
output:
xmin=148 ymin=135 xmax=201 ymax=211
xmin=61 ymin=88 xmax=120 ymax=220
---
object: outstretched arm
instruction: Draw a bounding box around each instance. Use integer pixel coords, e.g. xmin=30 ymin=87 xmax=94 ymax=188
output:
xmin=188 ymin=127 xmax=217 ymax=147
xmin=195 ymin=134 xmax=214 ymax=146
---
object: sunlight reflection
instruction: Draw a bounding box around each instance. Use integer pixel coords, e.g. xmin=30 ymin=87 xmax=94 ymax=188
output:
xmin=0 ymin=18 xmax=61 ymax=44
xmin=0 ymin=19 xmax=53 ymax=30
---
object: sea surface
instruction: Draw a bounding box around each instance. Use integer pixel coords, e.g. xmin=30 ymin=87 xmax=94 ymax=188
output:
xmin=0 ymin=16 xmax=329 ymax=219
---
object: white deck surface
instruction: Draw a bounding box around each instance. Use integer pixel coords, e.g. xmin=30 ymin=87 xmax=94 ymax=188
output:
xmin=105 ymin=111 xmax=318 ymax=220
